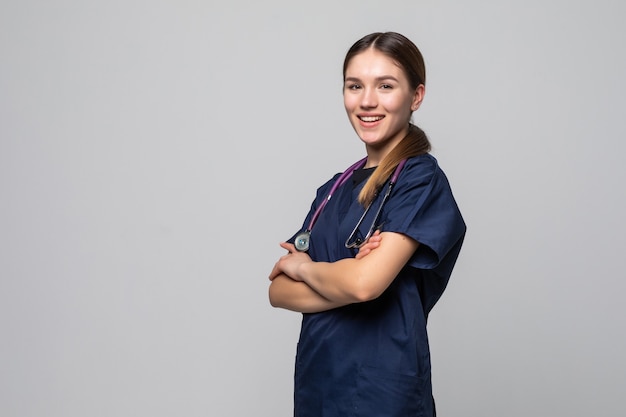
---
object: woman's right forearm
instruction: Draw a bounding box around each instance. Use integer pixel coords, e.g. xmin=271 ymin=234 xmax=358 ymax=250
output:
xmin=269 ymin=274 xmax=348 ymax=313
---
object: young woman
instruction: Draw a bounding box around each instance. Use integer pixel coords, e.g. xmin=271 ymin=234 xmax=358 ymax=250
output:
xmin=268 ymin=32 xmax=466 ymax=417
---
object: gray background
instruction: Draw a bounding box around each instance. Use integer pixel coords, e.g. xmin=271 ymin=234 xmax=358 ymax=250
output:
xmin=1 ymin=0 xmax=625 ymax=416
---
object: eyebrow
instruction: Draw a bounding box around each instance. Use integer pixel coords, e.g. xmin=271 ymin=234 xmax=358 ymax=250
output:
xmin=344 ymin=75 xmax=400 ymax=83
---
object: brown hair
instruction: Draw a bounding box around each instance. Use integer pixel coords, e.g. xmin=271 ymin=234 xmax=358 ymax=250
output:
xmin=343 ymin=32 xmax=431 ymax=206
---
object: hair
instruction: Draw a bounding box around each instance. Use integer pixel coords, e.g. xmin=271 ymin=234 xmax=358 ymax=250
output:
xmin=343 ymin=32 xmax=431 ymax=206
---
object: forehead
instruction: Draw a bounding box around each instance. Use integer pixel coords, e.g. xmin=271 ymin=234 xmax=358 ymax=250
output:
xmin=344 ymin=48 xmax=405 ymax=80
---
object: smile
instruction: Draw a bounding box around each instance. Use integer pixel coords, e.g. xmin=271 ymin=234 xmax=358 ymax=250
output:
xmin=358 ymin=116 xmax=384 ymax=122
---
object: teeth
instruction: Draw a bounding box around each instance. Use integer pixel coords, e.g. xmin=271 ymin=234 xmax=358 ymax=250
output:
xmin=360 ymin=116 xmax=383 ymax=122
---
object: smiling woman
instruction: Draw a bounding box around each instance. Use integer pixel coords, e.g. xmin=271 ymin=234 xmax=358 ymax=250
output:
xmin=343 ymin=49 xmax=424 ymax=166
xmin=268 ymin=32 xmax=466 ymax=417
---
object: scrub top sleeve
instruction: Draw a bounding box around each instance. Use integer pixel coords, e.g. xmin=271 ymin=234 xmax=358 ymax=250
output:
xmin=286 ymin=173 xmax=341 ymax=244
xmin=382 ymin=155 xmax=466 ymax=270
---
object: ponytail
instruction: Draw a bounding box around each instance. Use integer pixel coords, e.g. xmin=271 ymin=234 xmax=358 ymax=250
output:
xmin=357 ymin=124 xmax=430 ymax=206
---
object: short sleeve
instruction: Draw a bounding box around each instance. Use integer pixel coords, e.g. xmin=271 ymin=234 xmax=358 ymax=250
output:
xmin=381 ymin=154 xmax=466 ymax=270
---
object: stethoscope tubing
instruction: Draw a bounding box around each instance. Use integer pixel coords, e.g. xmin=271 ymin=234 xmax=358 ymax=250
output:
xmin=294 ymin=157 xmax=406 ymax=252
xmin=344 ymin=158 xmax=406 ymax=248
xmin=306 ymin=157 xmax=368 ymax=232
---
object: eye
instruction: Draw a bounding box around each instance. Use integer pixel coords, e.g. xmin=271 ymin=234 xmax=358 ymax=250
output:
xmin=380 ymin=84 xmax=393 ymax=89
xmin=345 ymin=83 xmax=361 ymax=90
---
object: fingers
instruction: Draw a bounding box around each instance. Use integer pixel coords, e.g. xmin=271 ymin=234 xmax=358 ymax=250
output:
xmin=279 ymin=242 xmax=296 ymax=253
xmin=269 ymin=264 xmax=280 ymax=281
xmin=269 ymin=242 xmax=301 ymax=281
xmin=355 ymin=243 xmax=377 ymax=259
xmin=355 ymin=230 xmax=383 ymax=259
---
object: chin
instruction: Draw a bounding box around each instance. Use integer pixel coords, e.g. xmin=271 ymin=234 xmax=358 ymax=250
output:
xmin=358 ymin=133 xmax=385 ymax=145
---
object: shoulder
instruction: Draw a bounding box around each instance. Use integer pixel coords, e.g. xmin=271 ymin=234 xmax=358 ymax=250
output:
xmin=399 ymin=153 xmax=441 ymax=186
xmin=404 ymin=153 xmax=438 ymax=171
xmin=313 ymin=171 xmax=342 ymax=198
xmin=393 ymin=153 xmax=458 ymax=203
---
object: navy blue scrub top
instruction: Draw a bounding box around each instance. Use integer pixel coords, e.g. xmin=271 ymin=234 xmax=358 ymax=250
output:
xmin=288 ymin=153 xmax=466 ymax=417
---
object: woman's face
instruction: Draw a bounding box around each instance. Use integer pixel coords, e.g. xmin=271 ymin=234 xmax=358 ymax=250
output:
xmin=343 ymin=48 xmax=424 ymax=158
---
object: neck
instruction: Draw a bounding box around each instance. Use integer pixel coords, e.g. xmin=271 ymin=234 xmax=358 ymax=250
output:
xmin=364 ymin=125 xmax=412 ymax=167
xmin=364 ymin=140 xmax=399 ymax=168
xmin=364 ymin=154 xmax=381 ymax=168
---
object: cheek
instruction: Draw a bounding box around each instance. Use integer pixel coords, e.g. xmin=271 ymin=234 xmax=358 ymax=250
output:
xmin=343 ymin=95 xmax=357 ymax=112
xmin=382 ymin=95 xmax=412 ymax=116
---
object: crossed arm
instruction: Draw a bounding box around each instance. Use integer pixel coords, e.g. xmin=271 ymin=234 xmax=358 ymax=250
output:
xmin=268 ymin=231 xmax=419 ymax=313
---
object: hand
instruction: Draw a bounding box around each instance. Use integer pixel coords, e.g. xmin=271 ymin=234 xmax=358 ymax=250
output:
xmin=268 ymin=242 xmax=313 ymax=281
xmin=355 ymin=229 xmax=382 ymax=259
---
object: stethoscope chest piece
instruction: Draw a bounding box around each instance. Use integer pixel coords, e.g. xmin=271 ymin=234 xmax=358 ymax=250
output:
xmin=294 ymin=230 xmax=311 ymax=252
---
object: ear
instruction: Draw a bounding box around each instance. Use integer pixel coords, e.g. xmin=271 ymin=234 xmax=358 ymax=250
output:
xmin=410 ymin=84 xmax=425 ymax=112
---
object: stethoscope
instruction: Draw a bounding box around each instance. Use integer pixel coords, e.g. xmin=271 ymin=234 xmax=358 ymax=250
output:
xmin=294 ymin=157 xmax=407 ymax=252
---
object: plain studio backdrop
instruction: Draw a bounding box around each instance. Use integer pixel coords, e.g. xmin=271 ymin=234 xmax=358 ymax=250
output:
xmin=1 ymin=1 xmax=625 ymax=416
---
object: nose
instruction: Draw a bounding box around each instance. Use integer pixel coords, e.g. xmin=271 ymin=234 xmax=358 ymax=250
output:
xmin=360 ymin=87 xmax=377 ymax=109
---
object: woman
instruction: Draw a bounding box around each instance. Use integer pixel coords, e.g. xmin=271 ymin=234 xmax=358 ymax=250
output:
xmin=268 ymin=32 xmax=466 ymax=417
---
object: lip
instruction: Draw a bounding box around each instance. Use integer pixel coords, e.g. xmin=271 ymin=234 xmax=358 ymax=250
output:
xmin=357 ymin=114 xmax=385 ymax=127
